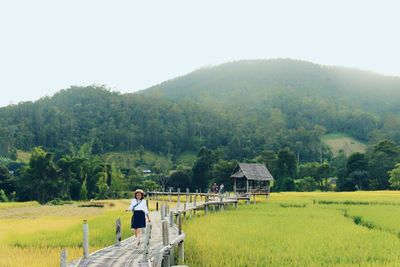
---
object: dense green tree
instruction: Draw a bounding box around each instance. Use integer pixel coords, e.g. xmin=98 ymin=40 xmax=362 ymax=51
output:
xmin=80 ymin=177 xmax=88 ymax=200
xmin=0 ymin=189 xmax=8 ymax=202
xmin=277 ymin=148 xmax=297 ymax=179
xmin=96 ymin=172 xmax=109 ymax=199
xmin=256 ymin=150 xmax=279 ymax=178
xmin=349 ymin=170 xmax=369 ymax=190
xmin=367 ymin=140 xmax=400 ymax=189
xmin=167 ymin=170 xmax=192 ymax=190
xmin=0 ymin=165 xmax=15 ymax=196
xmin=212 ymin=159 xmax=237 ymax=190
xmin=17 ymin=147 xmax=60 ymax=203
xmin=192 ymin=147 xmax=216 ymax=191
xmin=388 ymin=163 xmax=400 ymax=189
xmin=347 ymin=153 xmax=368 ymax=176
xmin=296 ymin=176 xmax=318 ymax=192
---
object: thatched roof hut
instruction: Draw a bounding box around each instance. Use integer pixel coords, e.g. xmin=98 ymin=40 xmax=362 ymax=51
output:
xmin=230 ymin=163 xmax=274 ymax=193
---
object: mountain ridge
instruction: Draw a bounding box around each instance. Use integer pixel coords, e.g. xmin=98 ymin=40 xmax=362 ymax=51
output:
xmin=1 ymin=59 xmax=399 ymax=162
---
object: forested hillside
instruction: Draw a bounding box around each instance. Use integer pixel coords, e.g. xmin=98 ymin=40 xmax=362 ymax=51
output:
xmin=1 ymin=59 xmax=400 ymax=162
xmin=143 ymin=59 xmax=400 ymax=145
xmin=1 ymin=59 xmax=400 ymax=203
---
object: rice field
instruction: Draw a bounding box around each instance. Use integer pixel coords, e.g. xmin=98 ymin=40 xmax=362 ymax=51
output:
xmin=0 ymin=199 xmax=157 ymax=267
xmin=2 ymin=192 xmax=400 ymax=266
xmin=184 ymin=191 xmax=400 ymax=267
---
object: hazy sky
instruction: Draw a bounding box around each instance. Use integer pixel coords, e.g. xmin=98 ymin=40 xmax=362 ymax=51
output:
xmin=1 ymin=0 xmax=399 ymax=107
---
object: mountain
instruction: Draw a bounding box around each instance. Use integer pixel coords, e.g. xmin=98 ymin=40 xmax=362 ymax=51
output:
xmin=142 ymin=59 xmax=400 ymax=113
xmin=1 ymin=59 xmax=400 ymax=162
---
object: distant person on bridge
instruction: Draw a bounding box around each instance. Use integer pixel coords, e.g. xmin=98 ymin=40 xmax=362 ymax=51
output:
xmin=219 ymin=183 xmax=225 ymax=194
xmin=126 ymin=189 xmax=151 ymax=247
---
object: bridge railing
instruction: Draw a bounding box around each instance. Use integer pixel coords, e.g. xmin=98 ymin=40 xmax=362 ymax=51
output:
xmin=62 ymin=189 xmax=246 ymax=267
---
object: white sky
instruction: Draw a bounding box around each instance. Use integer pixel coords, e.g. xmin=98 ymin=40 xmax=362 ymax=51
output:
xmin=0 ymin=0 xmax=399 ymax=107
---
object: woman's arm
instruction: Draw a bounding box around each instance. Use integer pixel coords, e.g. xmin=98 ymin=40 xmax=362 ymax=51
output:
xmin=126 ymin=199 xmax=135 ymax=211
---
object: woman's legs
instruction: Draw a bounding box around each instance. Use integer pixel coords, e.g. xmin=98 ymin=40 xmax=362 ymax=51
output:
xmin=134 ymin=228 xmax=142 ymax=246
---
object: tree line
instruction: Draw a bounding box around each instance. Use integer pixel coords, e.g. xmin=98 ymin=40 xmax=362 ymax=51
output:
xmin=1 ymin=139 xmax=400 ymax=203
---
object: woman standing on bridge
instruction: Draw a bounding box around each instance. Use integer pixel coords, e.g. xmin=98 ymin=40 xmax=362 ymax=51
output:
xmin=126 ymin=189 xmax=151 ymax=247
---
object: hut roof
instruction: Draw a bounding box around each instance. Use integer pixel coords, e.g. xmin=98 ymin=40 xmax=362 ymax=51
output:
xmin=230 ymin=163 xmax=274 ymax=181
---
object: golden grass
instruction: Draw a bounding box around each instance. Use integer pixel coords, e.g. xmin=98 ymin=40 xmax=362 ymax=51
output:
xmin=0 ymin=245 xmax=83 ymax=267
xmin=0 ymin=201 xmax=39 ymax=210
xmin=0 ymin=198 xmax=157 ymax=267
xmin=4 ymin=193 xmax=400 ymax=266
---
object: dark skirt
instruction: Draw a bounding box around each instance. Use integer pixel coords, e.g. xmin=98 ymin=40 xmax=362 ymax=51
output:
xmin=131 ymin=210 xmax=146 ymax=229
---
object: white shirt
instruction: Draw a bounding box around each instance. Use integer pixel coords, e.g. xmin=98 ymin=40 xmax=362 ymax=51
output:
xmin=128 ymin=198 xmax=149 ymax=215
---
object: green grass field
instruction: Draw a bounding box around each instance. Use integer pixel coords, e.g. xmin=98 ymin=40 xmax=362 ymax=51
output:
xmin=183 ymin=191 xmax=400 ymax=267
xmin=322 ymin=133 xmax=367 ymax=156
xmin=2 ymin=192 xmax=400 ymax=266
xmin=16 ymin=150 xmax=32 ymax=163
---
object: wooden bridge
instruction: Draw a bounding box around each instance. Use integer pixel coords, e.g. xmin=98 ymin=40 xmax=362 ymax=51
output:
xmin=63 ymin=190 xmax=253 ymax=267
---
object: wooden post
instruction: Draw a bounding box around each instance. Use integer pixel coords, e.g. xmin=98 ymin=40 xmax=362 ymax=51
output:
xmin=178 ymin=241 xmax=185 ymax=264
xmin=169 ymin=188 xmax=172 ymax=202
xmin=194 ymin=189 xmax=198 ymax=207
xmin=247 ymin=186 xmax=251 ymax=205
xmin=186 ymin=188 xmax=189 ymax=203
xmin=143 ymin=223 xmax=152 ymax=261
xmin=156 ymin=201 xmax=159 ymax=211
xmin=233 ymin=178 xmax=237 ymax=193
xmin=162 ymin=219 xmax=170 ymax=267
xmin=205 ymin=193 xmax=209 ymax=215
xmin=177 ymin=188 xmax=181 ymax=211
xmin=170 ymin=211 xmax=174 ymax=227
xmin=115 ymin=218 xmax=121 ymax=246
xmin=154 ymin=250 xmax=162 ymax=267
xmin=162 ymin=220 xmax=169 ymax=245
xmin=60 ymin=248 xmax=67 ymax=267
xmin=83 ymin=220 xmax=89 ymax=259
xmin=170 ymin=246 xmax=175 ymax=266
xmin=178 ymin=211 xmax=182 ymax=235
xmin=160 ymin=204 xmax=165 ymax=219
xmin=246 ymin=179 xmax=249 ymax=194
